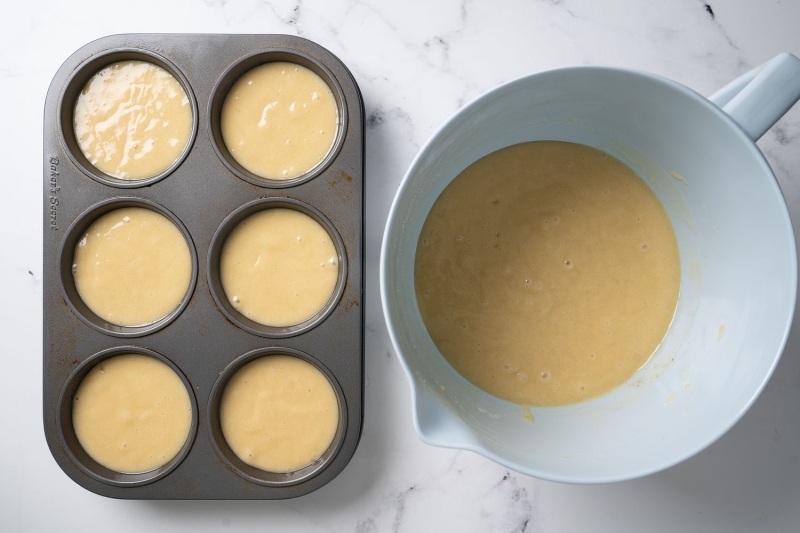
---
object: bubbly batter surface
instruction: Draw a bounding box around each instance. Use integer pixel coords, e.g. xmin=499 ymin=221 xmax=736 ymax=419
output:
xmin=73 ymin=60 xmax=192 ymax=180
xmin=221 ymin=62 xmax=338 ymax=180
xmin=415 ymin=141 xmax=680 ymax=406
xmin=220 ymin=355 xmax=339 ymax=473
xmin=220 ymin=208 xmax=338 ymax=327
xmin=72 ymin=207 xmax=192 ymax=327
xmin=72 ymin=354 xmax=192 ymax=474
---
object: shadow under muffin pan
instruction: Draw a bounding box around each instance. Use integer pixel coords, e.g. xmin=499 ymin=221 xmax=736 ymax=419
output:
xmin=43 ymin=34 xmax=364 ymax=500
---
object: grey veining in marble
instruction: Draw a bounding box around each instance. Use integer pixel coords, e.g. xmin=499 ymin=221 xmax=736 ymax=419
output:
xmin=1 ymin=0 xmax=799 ymax=531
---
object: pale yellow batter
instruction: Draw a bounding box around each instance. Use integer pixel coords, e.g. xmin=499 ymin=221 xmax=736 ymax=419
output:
xmin=415 ymin=141 xmax=680 ymax=407
xmin=220 ymin=355 xmax=339 ymax=473
xmin=73 ymin=207 xmax=192 ymax=327
xmin=220 ymin=208 xmax=338 ymax=327
xmin=72 ymin=354 xmax=192 ymax=474
xmin=221 ymin=62 xmax=338 ymax=180
xmin=73 ymin=60 xmax=192 ymax=180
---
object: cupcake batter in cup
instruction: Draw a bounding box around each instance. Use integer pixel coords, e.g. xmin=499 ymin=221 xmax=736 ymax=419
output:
xmin=73 ymin=60 xmax=192 ymax=180
xmin=220 ymin=355 xmax=339 ymax=473
xmin=221 ymin=61 xmax=338 ymax=180
xmin=220 ymin=208 xmax=338 ymax=327
xmin=72 ymin=353 xmax=192 ymax=473
xmin=72 ymin=206 xmax=192 ymax=327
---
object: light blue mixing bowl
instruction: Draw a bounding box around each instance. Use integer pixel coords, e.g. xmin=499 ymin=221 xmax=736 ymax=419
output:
xmin=381 ymin=54 xmax=800 ymax=483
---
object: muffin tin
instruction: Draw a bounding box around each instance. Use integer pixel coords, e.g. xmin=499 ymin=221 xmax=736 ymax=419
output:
xmin=43 ymin=34 xmax=364 ymax=499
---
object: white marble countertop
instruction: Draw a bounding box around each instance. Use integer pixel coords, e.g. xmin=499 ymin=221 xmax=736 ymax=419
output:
xmin=2 ymin=0 xmax=800 ymax=530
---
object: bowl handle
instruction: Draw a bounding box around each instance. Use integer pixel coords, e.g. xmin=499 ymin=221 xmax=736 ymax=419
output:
xmin=709 ymin=53 xmax=800 ymax=141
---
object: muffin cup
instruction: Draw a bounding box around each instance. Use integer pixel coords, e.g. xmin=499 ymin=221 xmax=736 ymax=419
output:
xmin=57 ymin=48 xmax=199 ymax=188
xmin=57 ymin=346 xmax=198 ymax=487
xmin=207 ymin=197 xmax=347 ymax=338
xmin=207 ymin=347 xmax=348 ymax=487
xmin=58 ymin=197 xmax=198 ymax=337
xmin=208 ymin=49 xmax=348 ymax=188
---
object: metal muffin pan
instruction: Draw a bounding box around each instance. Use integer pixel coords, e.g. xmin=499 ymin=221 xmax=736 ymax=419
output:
xmin=43 ymin=34 xmax=364 ymax=500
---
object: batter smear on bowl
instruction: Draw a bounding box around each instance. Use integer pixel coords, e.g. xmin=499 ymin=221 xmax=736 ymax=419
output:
xmin=414 ymin=141 xmax=680 ymax=406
